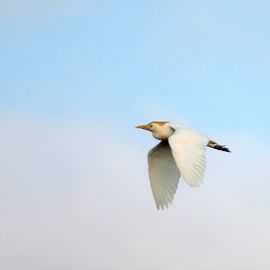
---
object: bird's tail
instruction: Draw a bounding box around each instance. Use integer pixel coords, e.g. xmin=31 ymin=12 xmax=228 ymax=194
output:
xmin=208 ymin=140 xmax=231 ymax=152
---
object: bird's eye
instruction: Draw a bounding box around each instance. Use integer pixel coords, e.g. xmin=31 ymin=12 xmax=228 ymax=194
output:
xmin=149 ymin=124 xmax=153 ymax=128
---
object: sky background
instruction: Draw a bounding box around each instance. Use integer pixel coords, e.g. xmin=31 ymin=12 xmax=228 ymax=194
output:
xmin=1 ymin=1 xmax=270 ymax=269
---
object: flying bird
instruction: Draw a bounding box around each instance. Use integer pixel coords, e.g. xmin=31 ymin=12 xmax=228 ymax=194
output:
xmin=136 ymin=121 xmax=230 ymax=209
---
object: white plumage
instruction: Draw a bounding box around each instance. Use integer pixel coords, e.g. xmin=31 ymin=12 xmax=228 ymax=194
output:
xmin=168 ymin=124 xmax=209 ymax=187
xmin=136 ymin=121 xmax=230 ymax=209
xmin=148 ymin=141 xmax=180 ymax=210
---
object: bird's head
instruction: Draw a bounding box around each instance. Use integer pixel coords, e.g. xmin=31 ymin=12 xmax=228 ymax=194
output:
xmin=136 ymin=121 xmax=173 ymax=140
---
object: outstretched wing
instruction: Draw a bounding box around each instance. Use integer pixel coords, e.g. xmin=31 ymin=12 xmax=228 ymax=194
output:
xmin=148 ymin=141 xmax=180 ymax=210
xmin=168 ymin=126 xmax=209 ymax=187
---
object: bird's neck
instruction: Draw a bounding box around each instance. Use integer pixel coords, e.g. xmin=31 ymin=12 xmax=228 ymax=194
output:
xmin=153 ymin=126 xmax=174 ymax=141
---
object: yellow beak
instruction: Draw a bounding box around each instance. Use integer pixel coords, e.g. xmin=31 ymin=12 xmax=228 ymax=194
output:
xmin=135 ymin=124 xmax=149 ymax=130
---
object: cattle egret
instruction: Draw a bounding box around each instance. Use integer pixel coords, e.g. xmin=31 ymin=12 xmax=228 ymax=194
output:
xmin=136 ymin=121 xmax=230 ymax=209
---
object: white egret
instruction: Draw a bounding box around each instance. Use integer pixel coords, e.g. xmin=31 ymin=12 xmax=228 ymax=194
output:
xmin=136 ymin=121 xmax=230 ymax=209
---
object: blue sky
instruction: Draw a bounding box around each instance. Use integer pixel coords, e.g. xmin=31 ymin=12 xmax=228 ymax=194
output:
xmin=1 ymin=1 xmax=270 ymax=139
xmin=1 ymin=1 xmax=270 ymax=270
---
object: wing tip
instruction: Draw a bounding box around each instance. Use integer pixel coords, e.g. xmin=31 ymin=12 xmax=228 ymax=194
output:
xmin=183 ymin=175 xmax=204 ymax=188
xmin=156 ymin=200 xmax=173 ymax=210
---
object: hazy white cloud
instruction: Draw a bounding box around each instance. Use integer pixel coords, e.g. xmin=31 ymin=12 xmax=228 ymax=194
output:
xmin=0 ymin=115 xmax=270 ymax=270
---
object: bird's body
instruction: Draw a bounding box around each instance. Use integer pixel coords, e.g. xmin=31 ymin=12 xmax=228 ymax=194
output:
xmin=136 ymin=121 xmax=230 ymax=209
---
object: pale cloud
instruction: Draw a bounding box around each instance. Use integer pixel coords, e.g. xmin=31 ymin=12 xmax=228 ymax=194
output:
xmin=0 ymin=115 xmax=270 ymax=270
